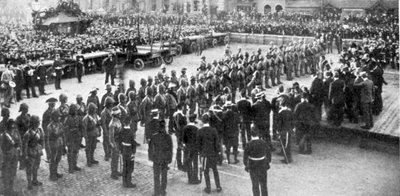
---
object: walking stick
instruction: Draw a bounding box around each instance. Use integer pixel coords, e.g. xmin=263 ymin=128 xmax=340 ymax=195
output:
xmin=278 ymin=134 xmax=289 ymax=164
xmin=119 ymin=153 xmax=122 ymax=173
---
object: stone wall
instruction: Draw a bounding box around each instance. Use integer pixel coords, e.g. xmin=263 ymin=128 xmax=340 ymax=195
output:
xmin=229 ymin=33 xmax=363 ymax=47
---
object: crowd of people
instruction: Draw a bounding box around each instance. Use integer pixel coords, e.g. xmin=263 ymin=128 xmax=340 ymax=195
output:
xmin=0 ymin=3 xmax=398 ymax=196
xmin=0 ymin=29 xmax=394 ymax=195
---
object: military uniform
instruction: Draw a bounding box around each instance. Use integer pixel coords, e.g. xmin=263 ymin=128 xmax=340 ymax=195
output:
xmin=1 ymin=122 xmax=21 ymax=195
xmin=120 ymin=125 xmax=137 ymax=188
xmin=186 ymin=78 xmax=197 ymax=115
xmin=47 ymin=114 xmax=64 ymax=181
xmin=36 ymin=61 xmax=47 ymax=95
xmin=243 ymin=136 xmax=271 ymax=196
xmin=197 ymin=123 xmax=222 ymax=193
xmin=109 ymin=114 xmax=122 ymax=179
xmin=173 ymin=109 xmax=187 ymax=171
xmin=53 ymin=59 xmax=63 ymax=89
xmin=82 ymin=106 xmax=101 ymax=167
xmin=16 ymin=110 xmax=30 ymax=170
xmin=148 ymin=124 xmax=173 ymax=196
xmin=65 ymin=106 xmax=83 ymax=173
xmin=24 ymin=124 xmax=44 ymax=188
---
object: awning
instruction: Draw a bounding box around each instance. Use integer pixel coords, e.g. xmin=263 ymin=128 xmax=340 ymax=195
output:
xmin=42 ymin=12 xmax=79 ymax=25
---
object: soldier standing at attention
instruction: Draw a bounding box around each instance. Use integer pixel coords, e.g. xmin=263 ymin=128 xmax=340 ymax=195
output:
xmin=53 ymin=54 xmax=63 ymax=90
xmin=58 ymin=93 xmax=69 ymax=123
xmin=101 ymin=97 xmax=114 ymax=161
xmin=127 ymin=91 xmax=140 ymax=141
xmin=42 ymin=98 xmax=57 ymax=162
xmin=148 ymin=120 xmax=173 ymax=196
xmin=47 ymin=111 xmax=64 ymax=181
xmin=87 ymin=88 xmax=100 ymax=114
xmin=119 ymin=108 xmax=138 ymax=188
xmin=65 ymin=104 xmax=83 ymax=173
xmin=186 ymin=76 xmax=197 ymax=115
xmin=103 ymin=53 xmax=116 ymax=85
xmin=1 ymin=118 xmax=21 ymax=195
xmin=36 ymin=57 xmax=47 ymax=95
xmin=244 ymin=125 xmax=272 ymax=196
xmin=16 ymin=103 xmax=30 ymax=170
xmin=197 ymin=113 xmax=222 ymax=194
xmin=76 ymin=94 xmax=87 ymax=148
xmin=23 ymin=115 xmax=44 ymax=189
xmin=109 ymin=106 xmax=122 ymax=180
xmin=82 ymin=103 xmax=101 ymax=167
xmin=100 ymin=84 xmax=114 ymax=112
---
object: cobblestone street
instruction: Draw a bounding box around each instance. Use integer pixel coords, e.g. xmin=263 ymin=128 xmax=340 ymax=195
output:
xmin=0 ymin=44 xmax=399 ymax=196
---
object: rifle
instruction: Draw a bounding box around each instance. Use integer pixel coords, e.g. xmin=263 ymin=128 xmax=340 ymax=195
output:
xmin=278 ymin=132 xmax=289 ymax=164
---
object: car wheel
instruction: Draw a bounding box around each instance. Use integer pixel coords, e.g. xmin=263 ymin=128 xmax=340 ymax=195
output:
xmin=189 ymin=42 xmax=198 ymax=53
xmin=212 ymin=39 xmax=218 ymax=47
xmin=133 ymin=59 xmax=145 ymax=71
xmin=163 ymin=55 xmax=173 ymax=65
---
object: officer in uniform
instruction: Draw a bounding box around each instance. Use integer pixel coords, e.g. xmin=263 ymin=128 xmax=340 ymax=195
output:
xmin=101 ymin=97 xmax=114 ymax=161
xmin=197 ymin=113 xmax=222 ymax=194
xmin=53 ymin=54 xmax=63 ymax=90
xmin=109 ymin=106 xmax=122 ymax=180
xmin=65 ymin=104 xmax=83 ymax=173
xmin=76 ymin=94 xmax=87 ymax=148
xmin=16 ymin=103 xmax=30 ymax=170
xmin=186 ymin=76 xmax=197 ymax=115
xmin=47 ymin=111 xmax=64 ymax=181
xmin=13 ymin=63 xmax=25 ymax=102
xmin=23 ymin=115 xmax=44 ymax=189
xmin=197 ymin=75 xmax=207 ymax=117
xmin=243 ymin=125 xmax=272 ymax=196
xmin=82 ymin=103 xmax=101 ymax=167
xmin=100 ymin=84 xmax=114 ymax=112
xmin=103 ymin=53 xmax=116 ymax=85
xmin=119 ymin=108 xmax=138 ymax=188
xmin=148 ymin=120 xmax=173 ymax=196
xmin=42 ymin=98 xmax=57 ymax=162
xmin=36 ymin=57 xmax=47 ymax=95
xmin=138 ymin=78 xmax=147 ymax=103
xmin=76 ymin=56 xmax=84 ymax=83
xmin=182 ymin=114 xmax=201 ymax=184
xmin=177 ymin=80 xmax=188 ymax=115
xmin=1 ymin=118 xmax=21 ymax=196
xmin=24 ymin=61 xmax=38 ymax=98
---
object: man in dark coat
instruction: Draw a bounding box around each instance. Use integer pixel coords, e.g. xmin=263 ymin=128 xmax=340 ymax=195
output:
xmin=103 ymin=53 xmax=116 ymax=85
xmin=148 ymin=120 xmax=173 ymax=196
xmin=236 ymin=91 xmax=253 ymax=149
xmin=293 ymin=93 xmax=316 ymax=154
xmin=119 ymin=106 xmax=138 ymax=188
xmin=182 ymin=114 xmax=201 ymax=184
xmin=252 ymin=93 xmax=272 ymax=147
xmin=53 ymin=54 xmax=63 ymax=90
xmin=172 ymin=103 xmax=187 ymax=171
xmin=76 ymin=56 xmax=84 ymax=83
xmin=244 ymin=125 xmax=271 ymax=196
xmin=222 ymin=102 xmax=240 ymax=164
xmin=42 ymin=98 xmax=57 ymax=161
xmin=100 ymin=84 xmax=114 ymax=112
xmin=197 ymin=113 xmax=222 ymax=194
xmin=36 ymin=58 xmax=47 ymax=95
xmin=82 ymin=103 xmax=101 ymax=167
xmin=328 ymin=71 xmax=346 ymax=126
xmin=309 ymin=72 xmax=324 ymax=122
xmin=354 ymin=72 xmax=374 ymax=129
xmin=16 ymin=103 xmax=30 ymax=170
xmin=277 ymin=100 xmax=294 ymax=163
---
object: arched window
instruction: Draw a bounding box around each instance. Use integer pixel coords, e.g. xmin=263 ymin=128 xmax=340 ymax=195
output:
xmin=275 ymin=4 xmax=283 ymax=12
xmin=264 ymin=5 xmax=271 ymax=14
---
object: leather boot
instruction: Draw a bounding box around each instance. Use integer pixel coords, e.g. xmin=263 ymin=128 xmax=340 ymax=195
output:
xmin=225 ymin=151 xmax=231 ymax=164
